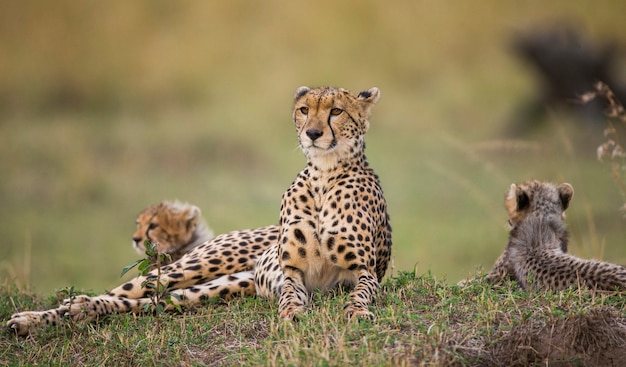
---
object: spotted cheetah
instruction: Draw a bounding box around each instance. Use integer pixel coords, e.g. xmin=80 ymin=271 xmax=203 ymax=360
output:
xmin=485 ymin=180 xmax=626 ymax=291
xmin=7 ymin=202 xmax=279 ymax=336
xmin=271 ymin=86 xmax=392 ymax=320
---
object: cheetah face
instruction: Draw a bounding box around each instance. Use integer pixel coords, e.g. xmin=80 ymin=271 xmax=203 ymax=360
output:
xmin=292 ymin=86 xmax=380 ymax=165
xmin=132 ymin=201 xmax=204 ymax=255
xmin=504 ymin=180 xmax=574 ymax=227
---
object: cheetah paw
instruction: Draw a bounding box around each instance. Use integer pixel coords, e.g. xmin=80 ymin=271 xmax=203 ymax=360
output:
xmin=344 ymin=306 xmax=373 ymax=320
xmin=6 ymin=312 xmax=41 ymax=336
xmin=279 ymin=305 xmax=304 ymax=320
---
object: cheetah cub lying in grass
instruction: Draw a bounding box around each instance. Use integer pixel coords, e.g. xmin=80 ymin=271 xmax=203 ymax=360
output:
xmin=485 ymin=180 xmax=626 ymax=291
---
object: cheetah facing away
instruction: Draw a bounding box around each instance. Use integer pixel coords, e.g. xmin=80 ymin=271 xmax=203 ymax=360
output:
xmin=7 ymin=202 xmax=279 ymax=336
xmin=270 ymin=86 xmax=392 ymax=320
xmin=485 ymin=180 xmax=626 ymax=291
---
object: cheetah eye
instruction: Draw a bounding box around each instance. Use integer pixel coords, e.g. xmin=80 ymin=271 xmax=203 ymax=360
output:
xmin=299 ymin=106 xmax=309 ymax=115
xmin=330 ymin=108 xmax=342 ymax=116
xmin=148 ymin=223 xmax=158 ymax=230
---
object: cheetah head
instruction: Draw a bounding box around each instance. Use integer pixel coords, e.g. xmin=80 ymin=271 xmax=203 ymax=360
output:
xmin=504 ymin=180 xmax=574 ymax=227
xmin=292 ymin=86 xmax=380 ymax=168
xmin=132 ymin=201 xmax=213 ymax=260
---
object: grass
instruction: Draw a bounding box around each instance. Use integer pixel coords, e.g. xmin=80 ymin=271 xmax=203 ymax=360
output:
xmin=2 ymin=1 xmax=626 ymax=292
xmin=3 ymin=272 xmax=626 ymax=366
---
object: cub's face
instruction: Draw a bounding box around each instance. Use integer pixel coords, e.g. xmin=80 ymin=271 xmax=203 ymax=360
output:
xmin=292 ymin=86 xmax=380 ymax=164
xmin=504 ymin=180 xmax=574 ymax=227
xmin=132 ymin=202 xmax=202 ymax=255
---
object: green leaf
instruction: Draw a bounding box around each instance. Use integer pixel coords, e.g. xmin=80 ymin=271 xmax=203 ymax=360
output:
xmin=137 ymin=259 xmax=153 ymax=274
xmin=120 ymin=259 xmax=143 ymax=277
xmin=142 ymin=303 xmax=152 ymax=313
xmin=144 ymin=240 xmax=157 ymax=257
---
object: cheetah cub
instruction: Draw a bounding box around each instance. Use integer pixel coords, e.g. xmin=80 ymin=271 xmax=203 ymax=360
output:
xmin=486 ymin=180 xmax=626 ymax=291
xmin=274 ymin=86 xmax=392 ymax=320
xmin=132 ymin=201 xmax=214 ymax=264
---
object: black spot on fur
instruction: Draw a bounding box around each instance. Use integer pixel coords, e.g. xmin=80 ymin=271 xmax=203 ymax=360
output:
xmin=294 ymin=229 xmax=306 ymax=244
xmin=327 ymin=237 xmax=335 ymax=250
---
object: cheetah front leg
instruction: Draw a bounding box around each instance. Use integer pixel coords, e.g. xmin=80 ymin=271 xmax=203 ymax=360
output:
xmin=61 ymin=270 xmax=258 ymax=319
xmin=344 ymin=269 xmax=379 ymax=319
xmin=7 ymin=271 xmax=257 ymax=336
xmin=278 ymin=271 xmax=309 ymax=319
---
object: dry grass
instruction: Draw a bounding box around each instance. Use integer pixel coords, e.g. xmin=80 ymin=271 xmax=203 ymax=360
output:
xmin=2 ymin=1 xmax=626 ymax=292
xmin=3 ymin=273 xmax=626 ymax=366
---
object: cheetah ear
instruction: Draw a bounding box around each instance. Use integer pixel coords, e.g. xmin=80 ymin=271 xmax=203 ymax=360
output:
xmin=294 ymin=86 xmax=310 ymax=101
xmin=558 ymin=183 xmax=574 ymax=211
xmin=357 ymin=87 xmax=381 ymax=105
xmin=185 ymin=205 xmax=201 ymax=220
xmin=505 ymin=183 xmax=529 ymax=215
xmin=504 ymin=183 xmax=518 ymax=216
xmin=183 ymin=205 xmax=201 ymax=232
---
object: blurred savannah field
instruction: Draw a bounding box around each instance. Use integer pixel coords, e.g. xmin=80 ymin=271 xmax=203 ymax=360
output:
xmin=1 ymin=0 xmax=626 ymax=294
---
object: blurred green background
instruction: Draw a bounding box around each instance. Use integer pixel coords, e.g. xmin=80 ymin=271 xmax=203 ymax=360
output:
xmin=1 ymin=1 xmax=626 ymax=293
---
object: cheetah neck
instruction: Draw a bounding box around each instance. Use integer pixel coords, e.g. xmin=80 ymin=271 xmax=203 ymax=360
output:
xmin=509 ymin=215 xmax=569 ymax=254
xmin=306 ymin=153 xmax=368 ymax=183
xmin=306 ymin=141 xmax=367 ymax=173
xmin=174 ymin=221 xmax=214 ymax=256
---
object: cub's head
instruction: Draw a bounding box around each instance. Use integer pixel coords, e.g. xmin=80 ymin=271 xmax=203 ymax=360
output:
xmin=505 ymin=180 xmax=574 ymax=227
xmin=133 ymin=201 xmax=213 ymax=261
xmin=292 ymin=86 xmax=380 ymax=167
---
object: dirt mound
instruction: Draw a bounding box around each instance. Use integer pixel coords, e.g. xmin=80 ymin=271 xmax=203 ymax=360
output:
xmin=457 ymin=306 xmax=626 ymax=367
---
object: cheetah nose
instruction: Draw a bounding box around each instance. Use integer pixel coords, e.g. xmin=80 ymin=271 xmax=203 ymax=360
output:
xmin=132 ymin=237 xmax=142 ymax=245
xmin=306 ymin=129 xmax=323 ymax=141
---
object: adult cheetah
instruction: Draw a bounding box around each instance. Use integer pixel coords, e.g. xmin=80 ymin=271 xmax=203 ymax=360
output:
xmin=485 ymin=180 xmax=626 ymax=291
xmin=269 ymin=86 xmax=392 ymax=320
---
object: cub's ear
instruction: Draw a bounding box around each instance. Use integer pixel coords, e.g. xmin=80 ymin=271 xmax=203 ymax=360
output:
xmin=357 ymin=87 xmax=381 ymax=105
xmin=505 ymin=183 xmax=530 ymax=216
xmin=557 ymin=183 xmax=574 ymax=211
xmin=294 ymin=86 xmax=310 ymax=101
xmin=185 ymin=204 xmax=201 ymax=220
xmin=183 ymin=204 xmax=201 ymax=232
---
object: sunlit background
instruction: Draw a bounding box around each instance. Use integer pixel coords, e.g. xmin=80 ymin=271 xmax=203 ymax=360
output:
xmin=1 ymin=1 xmax=626 ymax=293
